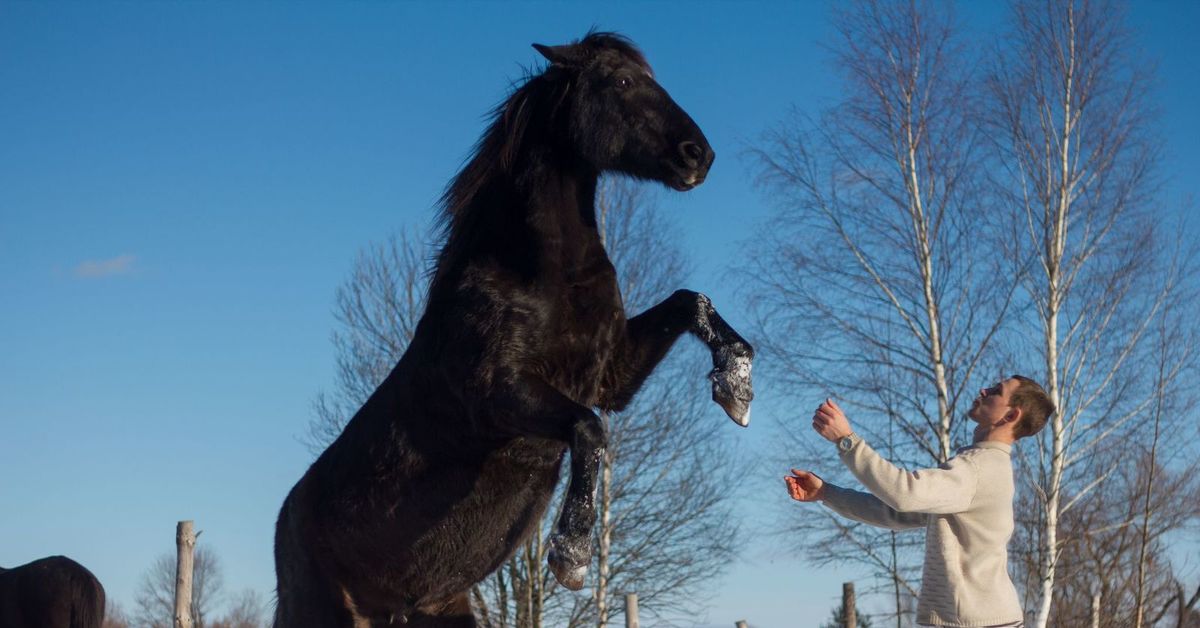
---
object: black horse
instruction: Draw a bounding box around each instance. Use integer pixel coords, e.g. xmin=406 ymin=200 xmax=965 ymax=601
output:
xmin=274 ymin=32 xmax=754 ymax=627
xmin=0 ymin=556 xmax=105 ymax=628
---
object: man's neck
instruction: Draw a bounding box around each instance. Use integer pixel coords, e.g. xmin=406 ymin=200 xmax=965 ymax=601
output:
xmin=973 ymin=425 xmax=1016 ymax=445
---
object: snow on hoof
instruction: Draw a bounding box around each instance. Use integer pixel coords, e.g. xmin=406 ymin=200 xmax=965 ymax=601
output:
xmin=548 ymin=535 xmax=590 ymax=591
xmin=711 ymin=351 xmax=753 ymax=427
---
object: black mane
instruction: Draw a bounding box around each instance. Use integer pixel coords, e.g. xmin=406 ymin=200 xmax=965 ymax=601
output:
xmin=432 ymin=33 xmax=651 ymax=282
xmin=440 ymin=30 xmax=649 ymax=219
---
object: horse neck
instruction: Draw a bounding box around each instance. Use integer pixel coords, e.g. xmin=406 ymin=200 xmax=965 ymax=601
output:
xmin=521 ymin=153 xmax=603 ymax=266
xmin=437 ymin=149 xmax=603 ymax=285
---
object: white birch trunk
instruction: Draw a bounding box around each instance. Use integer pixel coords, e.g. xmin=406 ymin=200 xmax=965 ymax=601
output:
xmin=892 ymin=73 xmax=956 ymax=464
xmin=623 ymin=593 xmax=638 ymax=628
xmin=1034 ymin=9 xmax=1075 ymax=625
xmin=595 ymin=417 xmax=613 ymax=628
xmin=595 ymin=187 xmax=612 ymax=628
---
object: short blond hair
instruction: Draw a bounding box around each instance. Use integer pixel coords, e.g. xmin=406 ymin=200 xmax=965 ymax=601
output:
xmin=1009 ymin=375 xmax=1055 ymax=439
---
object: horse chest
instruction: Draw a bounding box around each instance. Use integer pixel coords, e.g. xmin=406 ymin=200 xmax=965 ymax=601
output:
xmin=537 ymin=271 xmax=623 ymax=397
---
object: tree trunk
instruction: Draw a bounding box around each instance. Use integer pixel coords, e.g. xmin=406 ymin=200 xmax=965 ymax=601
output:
xmin=843 ymin=582 xmax=856 ymax=628
xmin=532 ymin=532 xmax=545 ymax=628
xmin=905 ymin=117 xmax=952 ymax=463
xmin=174 ymin=521 xmax=195 ymax=628
xmin=596 ymin=412 xmax=613 ymax=628
xmin=891 ymin=532 xmax=902 ymax=628
xmin=1035 ymin=304 xmax=1063 ymax=628
xmin=624 ymin=593 xmax=638 ymax=628
xmin=1134 ymin=324 xmax=1168 ymax=628
xmin=1035 ymin=11 xmax=1074 ymax=623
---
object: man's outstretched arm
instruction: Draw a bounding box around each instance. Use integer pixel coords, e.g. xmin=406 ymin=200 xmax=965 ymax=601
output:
xmin=785 ymin=470 xmax=926 ymax=530
xmin=812 ymin=399 xmax=977 ymax=514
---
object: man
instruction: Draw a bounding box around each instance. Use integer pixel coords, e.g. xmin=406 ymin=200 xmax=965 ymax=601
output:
xmin=785 ymin=375 xmax=1055 ymax=628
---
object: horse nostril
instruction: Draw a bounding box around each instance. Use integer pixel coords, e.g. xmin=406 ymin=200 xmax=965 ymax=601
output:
xmin=678 ymin=141 xmax=704 ymax=167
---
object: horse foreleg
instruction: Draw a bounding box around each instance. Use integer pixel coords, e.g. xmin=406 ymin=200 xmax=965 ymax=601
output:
xmin=491 ymin=375 xmax=606 ymax=591
xmin=603 ymin=289 xmax=754 ymax=425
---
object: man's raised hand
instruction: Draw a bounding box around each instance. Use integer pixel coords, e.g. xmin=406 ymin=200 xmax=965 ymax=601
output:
xmin=812 ymin=397 xmax=853 ymax=443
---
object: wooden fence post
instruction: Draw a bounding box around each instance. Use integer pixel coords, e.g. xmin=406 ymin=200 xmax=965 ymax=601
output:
xmin=624 ymin=592 xmax=639 ymax=628
xmin=843 ymin=582 xmax=856 ymax=628
xmin=1091 ymin=591 xmax=1101 ymax=628
xmin=174 ymin=520 xmax=196 ymax=628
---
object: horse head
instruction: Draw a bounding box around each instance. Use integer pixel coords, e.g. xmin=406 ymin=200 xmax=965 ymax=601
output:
xmin=533 ymin=32 xmax=714 ymax=191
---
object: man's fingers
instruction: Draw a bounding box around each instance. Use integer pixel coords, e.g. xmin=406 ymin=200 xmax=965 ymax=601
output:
xmin=790 ymin=468 xmax=809 ymax=478
xmin=784 ymin=478 xmax=806 ymax=500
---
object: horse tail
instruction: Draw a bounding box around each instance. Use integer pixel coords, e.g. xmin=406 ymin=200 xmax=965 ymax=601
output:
xmin=70 ymin=567 xmax=105 ymax=628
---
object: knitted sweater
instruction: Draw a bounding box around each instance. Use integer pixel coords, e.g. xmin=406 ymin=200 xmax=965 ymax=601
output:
xmin=820 ymin=434 xmax=1023 ymax=627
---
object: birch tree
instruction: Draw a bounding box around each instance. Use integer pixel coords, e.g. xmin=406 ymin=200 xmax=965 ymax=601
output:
xmin=1132 ymin=265 xmax=1199 ymax=627
xmin=747 ymin=1 xmax=1008 ymax=620
xmin=1007 ymin=246 xmax=1200 ymax=626
xmin=1010 ymin=445 xmax=1199 ymax=625
xmin=986 ymin=1 xmax=1187 ymax=624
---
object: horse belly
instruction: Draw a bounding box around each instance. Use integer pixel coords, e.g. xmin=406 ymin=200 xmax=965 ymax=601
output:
xmin=453 ymin=441 xmax=564 ymax=572
xmin=341 ymin=440 xmax=564 ymax=612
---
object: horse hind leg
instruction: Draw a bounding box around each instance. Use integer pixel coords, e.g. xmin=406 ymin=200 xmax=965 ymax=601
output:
xmin=273 ymin=552 xmax=356 ymax=628
xmin=402 ymin=593 xmax=476 ymax=628
xmin=273 ymin=556 xmax=357 ymax=628
xmin=273 ymin=495 xmax=357 ymax=628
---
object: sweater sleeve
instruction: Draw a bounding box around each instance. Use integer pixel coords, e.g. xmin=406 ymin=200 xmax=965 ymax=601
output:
xmin=820 ymin=482 xmax=928 ymax=530
xmin=838 ymin=434 xmax=978 ymax=514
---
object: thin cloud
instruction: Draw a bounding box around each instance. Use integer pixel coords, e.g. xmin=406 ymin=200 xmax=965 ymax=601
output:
xmin=73 ymin=254 xmax=137 ymax=278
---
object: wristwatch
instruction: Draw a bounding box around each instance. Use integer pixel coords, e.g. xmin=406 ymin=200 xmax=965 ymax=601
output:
xmin=837 ymin=433 xmax=858 ymax=453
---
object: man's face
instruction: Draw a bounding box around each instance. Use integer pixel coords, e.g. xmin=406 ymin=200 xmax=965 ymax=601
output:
xmin=967 ymin=378 xmax=1019 ymax=426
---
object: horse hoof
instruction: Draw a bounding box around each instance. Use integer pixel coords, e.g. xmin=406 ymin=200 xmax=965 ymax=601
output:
xmin=548 ymin=536 xmax=590 ymax=591
xmin=715 ymin=393 xmax=752 ymax=427
xmin=710 ymin=353 xmax=753 ymax=427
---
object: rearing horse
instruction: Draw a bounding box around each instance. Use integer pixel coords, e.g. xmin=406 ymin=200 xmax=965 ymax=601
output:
xmin=274 ymin=32 xmax=754 ymax=627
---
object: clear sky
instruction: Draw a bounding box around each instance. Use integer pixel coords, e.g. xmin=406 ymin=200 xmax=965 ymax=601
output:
xmin=2 ymin=2 xmax=1197 ymax=627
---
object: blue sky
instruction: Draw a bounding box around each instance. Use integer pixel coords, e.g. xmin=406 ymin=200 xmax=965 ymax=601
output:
xmin=2 ymin=2 xmax=1198 ymax=626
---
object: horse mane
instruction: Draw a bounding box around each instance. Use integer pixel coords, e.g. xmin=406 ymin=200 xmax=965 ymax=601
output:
xmin=428 ymin=32 xmax=649 ymax=286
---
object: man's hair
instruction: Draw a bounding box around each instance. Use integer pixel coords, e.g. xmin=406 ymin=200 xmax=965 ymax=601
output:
xmin=1009 ymin=374 xmax=1055 ymax=439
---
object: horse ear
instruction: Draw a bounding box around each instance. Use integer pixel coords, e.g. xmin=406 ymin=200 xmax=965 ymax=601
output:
xmin=532 ymin=43 xmax=580 ymax=67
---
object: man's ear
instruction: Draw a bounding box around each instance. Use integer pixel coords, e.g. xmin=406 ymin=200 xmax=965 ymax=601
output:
xmin=1001 ymin=407 xmax=1023 ymax=426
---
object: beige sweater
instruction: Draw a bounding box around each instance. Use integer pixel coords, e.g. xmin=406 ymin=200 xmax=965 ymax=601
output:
xmin=821 ymin=434 xmax=1024 ymax=627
